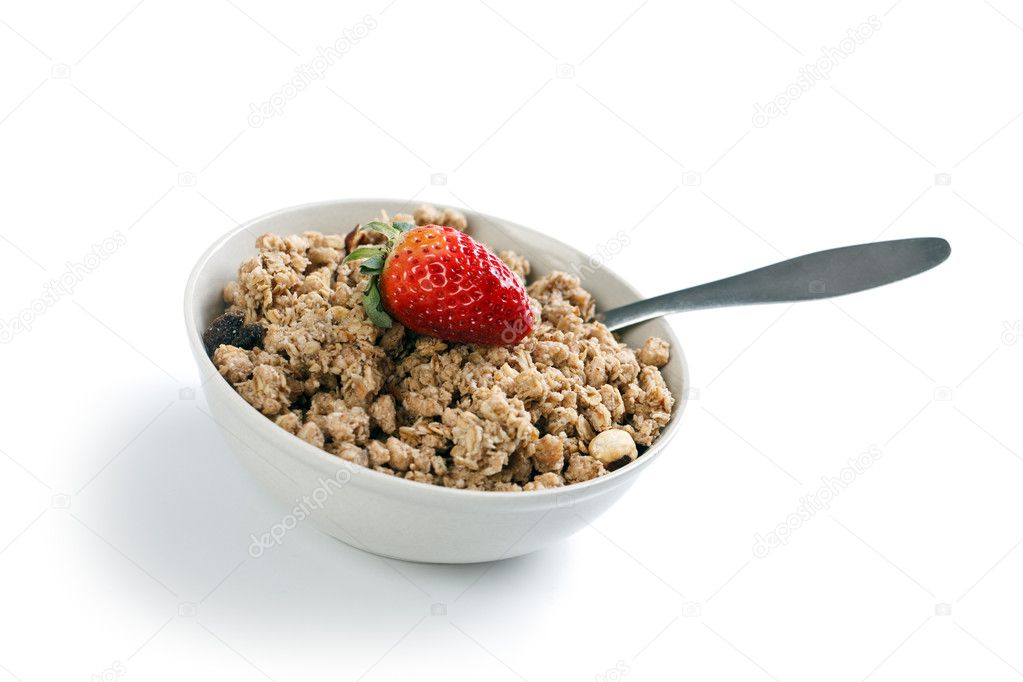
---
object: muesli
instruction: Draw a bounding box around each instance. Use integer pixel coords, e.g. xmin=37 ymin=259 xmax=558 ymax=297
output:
xmin=205 ymin=205 xmax=674 ymax=491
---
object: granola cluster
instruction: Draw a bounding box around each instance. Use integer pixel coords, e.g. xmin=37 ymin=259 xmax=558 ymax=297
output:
xmin=209 ymin=206 xmax=675 ymax=491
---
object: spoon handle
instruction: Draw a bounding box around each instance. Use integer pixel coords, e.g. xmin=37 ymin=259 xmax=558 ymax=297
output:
xmin=601 ymin=237 xmax=951 ymax=331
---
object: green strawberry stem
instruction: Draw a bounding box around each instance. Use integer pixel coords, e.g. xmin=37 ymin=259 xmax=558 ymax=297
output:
xmin=343 ymin=221 xmax=415 ymax=329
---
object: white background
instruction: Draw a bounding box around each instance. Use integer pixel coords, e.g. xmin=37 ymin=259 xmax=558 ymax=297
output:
xmin=1 ymin=1 xmax=1021 ymax=680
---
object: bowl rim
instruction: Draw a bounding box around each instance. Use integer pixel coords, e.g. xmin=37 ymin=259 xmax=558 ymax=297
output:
xmin=184 ymin=198 xmax=689 ymax=505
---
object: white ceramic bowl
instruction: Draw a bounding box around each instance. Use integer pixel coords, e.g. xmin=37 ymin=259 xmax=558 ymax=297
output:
xmin=184 ymin=199 xmax=688 ymax=563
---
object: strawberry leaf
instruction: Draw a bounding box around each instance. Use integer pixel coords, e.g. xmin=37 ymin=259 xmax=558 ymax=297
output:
xmin=361 ymin=221 xmax=401 ymax=240
xmin=359 ymin=254 xmax=384 ymax=273
xmin=344 ymin=245 xmax=387 ymax=263
xmin=393 ymin=221 xmax=415 ymax=233
xmin=362 ymin=277 xmax=393 ymax=329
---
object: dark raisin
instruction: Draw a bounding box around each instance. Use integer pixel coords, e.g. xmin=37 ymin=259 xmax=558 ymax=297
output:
xmin=202 ymin=311 xmax=266 ymax=357
xmin=605 ymin=455 xmax=634 ymax=472
xmin=343 ymin=225 xmax=362 ymax=254
xmin=292 ymin=392 xmax=312 ymax=413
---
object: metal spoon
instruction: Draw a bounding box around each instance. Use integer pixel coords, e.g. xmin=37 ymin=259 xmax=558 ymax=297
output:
xmin=601 ymin=237 xmax=951 ymax=331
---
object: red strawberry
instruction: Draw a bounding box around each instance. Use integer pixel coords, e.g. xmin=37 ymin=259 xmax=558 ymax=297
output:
xmin=344 ymin=221 xmax=534 ymax=346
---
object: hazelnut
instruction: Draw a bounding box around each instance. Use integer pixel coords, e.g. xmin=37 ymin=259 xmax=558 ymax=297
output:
xmin=588 ymin=429 xmax=638 ymax=468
